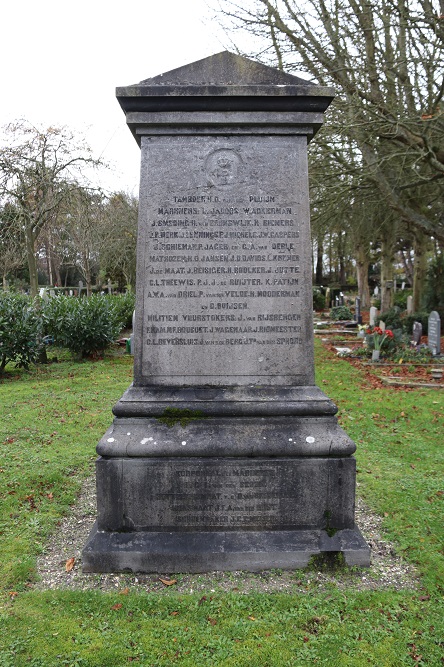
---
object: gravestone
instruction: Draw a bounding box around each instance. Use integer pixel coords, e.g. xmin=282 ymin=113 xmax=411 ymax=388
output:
xmin=428 ymin=311 xmax=441 ymax=356
xmin=355 ymin=297 xmax=362 ymax=325
xmin=79 ymin=280 xmax=84 ymax=297
xmin=82 ymin=52 xmax=369 ymax=572
xmin=412 ymin=321 xmax=423 ymax=346
xmin=369 ymin=306 xmax=378 ymax=327
xmin=325 ymin=287 xmax=331 ymax=309
xmin=379 ymin=320 xmax=386 ymax=332
xmin=406 ymin=295 xmax=413 ymax=315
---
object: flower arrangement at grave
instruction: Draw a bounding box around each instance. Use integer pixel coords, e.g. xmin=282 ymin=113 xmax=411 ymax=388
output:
xmin=365 ymin=326 xmax=394 ymax=352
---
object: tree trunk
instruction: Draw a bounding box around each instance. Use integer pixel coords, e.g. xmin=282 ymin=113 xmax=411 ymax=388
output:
xmin=26 ymin=229 xmax=39 ymax=297
xmin=412 ymin=230 xmax=428 ymax=312
xmin=400 ymin=249 xmax=413 ymax=286
xmin=2 ymin=275 xmax=9 ymax=291
xmin=380 ymin=236 xmax=395 ymax=313
xmin=356 ymin=242 xmax=371 ymax=308
xmin=54 ymin=260 xmax=62 ymax=288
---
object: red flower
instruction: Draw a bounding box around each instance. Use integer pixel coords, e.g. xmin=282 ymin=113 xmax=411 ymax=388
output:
xmin=386 ymin=330 xmax=394 ymax=338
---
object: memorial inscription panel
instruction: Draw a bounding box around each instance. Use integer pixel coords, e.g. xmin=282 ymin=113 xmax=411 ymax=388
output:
xmin=136 ymin=135 xmax=314 ymax=386
xmin=97 ymin=458 xmax=355 ymax=532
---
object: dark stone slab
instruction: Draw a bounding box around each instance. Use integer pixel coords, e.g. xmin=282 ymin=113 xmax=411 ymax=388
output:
xmin=112 ymin=384 xmax=338 ymax=418
xmin=83 ymin=524 xmax=370 ymax=573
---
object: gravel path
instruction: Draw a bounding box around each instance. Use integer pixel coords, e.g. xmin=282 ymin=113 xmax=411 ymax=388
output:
xmin=34 ymin=477 xmax=418 ymax=594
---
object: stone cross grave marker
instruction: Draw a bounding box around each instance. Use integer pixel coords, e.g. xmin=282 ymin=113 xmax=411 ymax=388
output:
xmin=428 ymin=311 xmax=441 ymax=356
xmin=82 ymin=52 xmax=370 ymax=573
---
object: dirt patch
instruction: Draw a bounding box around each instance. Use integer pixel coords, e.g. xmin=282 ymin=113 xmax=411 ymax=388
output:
xmin=322 ymin=339 xmax=444 ymax=390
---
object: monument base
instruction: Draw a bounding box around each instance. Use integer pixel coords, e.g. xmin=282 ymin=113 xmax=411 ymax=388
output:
xmin=82 ymin=454 xmax=370 ymax=572
xmin=82 ymin=525 xmax=370 ymax=572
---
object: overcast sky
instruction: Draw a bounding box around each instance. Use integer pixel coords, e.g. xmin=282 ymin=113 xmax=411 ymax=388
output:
xmin=0 ymin=0 xmax=230 ymax=195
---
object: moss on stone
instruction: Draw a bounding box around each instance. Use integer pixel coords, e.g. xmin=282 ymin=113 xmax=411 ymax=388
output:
xmin=157 ymin=407 xmax=206 ymax=428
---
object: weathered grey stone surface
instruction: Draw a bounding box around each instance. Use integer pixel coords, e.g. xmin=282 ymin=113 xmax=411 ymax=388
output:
xmin=83 ymin=525 xmax=370 ymax=573
xmin=94 ymin=456 xmax=356 ymax=532
xmin=413 ymin=321 xmax=423 ymax=345
xmin=83 ymin=52 xmax=369 ymax=572
xmin=428 ymin=311 xmax=441 ymax=355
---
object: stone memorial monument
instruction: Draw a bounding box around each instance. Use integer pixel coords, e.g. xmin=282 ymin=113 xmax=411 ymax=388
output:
xmin=428 ymin=311 xmax=441 ymax=356
xmin=82 ymin=52 xmax=370 ymax=572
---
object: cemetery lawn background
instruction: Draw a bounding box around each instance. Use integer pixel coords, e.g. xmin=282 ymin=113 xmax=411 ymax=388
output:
xmin=0 ymin=343 xmax=443 ymax=666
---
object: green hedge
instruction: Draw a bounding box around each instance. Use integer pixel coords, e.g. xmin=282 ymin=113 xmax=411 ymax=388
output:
xmin=0 ymin=292 xmax=42 ymax=374
xmin=42 ymin=294 xmax=124 ymax=359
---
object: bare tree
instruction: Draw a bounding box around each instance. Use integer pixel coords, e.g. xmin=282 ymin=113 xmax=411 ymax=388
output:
xmin=214 ymin=0 xmax=444 ymax=304
xmin=0 ymin=202 xmax=26 ymax=290
xmin=0 ymin=120 xmax=103 ymax=296
xmin=99 ymin=192 xmax=138 ymax=290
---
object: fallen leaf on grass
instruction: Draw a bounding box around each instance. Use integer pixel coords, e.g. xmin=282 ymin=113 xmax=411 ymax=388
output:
xmin=111 ymin=603 xmax=123 ymax=611
xmin=8 ymin=591 xmax=18 ymax=599
xmin=198 ymin=596 xmax=207 ymax=605
xmin=208 ymin=617 xmax=217 ymax=626
xmin=159 ymin=578 xmax=177 ymax=586
xmin=65 ymin=557 xmax=75 ymax=572
xmin=119 ymin=587 xmax=130 ymax=595
xmin=170 ymin=611 xmax=179 ymax=616
xmin=248 ymin=615 xmax=256 ymax=621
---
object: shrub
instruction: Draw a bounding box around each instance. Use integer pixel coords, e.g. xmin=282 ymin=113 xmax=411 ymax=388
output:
xmin=312 ymin=288 xmax=326 ymax=311
xmin=403 ymin=311 xmax=429 ymax=336
xmin=423 ymin=255 xmax=444 ymax=320
xmin=0 ymin=292 xmax=42 ymax=374
xmin=105 ymin=292 xmax=136 ymax=329
xmin=393 ymin=289 xmax=412 ymax=309
xmin=377 ymin=306 xmax=403 ymax=331
xmin=42 ymin=294 xmax=124 ymax=359
xmin=330 ymin=305 xmax=353 ymax=320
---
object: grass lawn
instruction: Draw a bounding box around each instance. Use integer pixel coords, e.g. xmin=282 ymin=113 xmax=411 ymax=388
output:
xmin=0 ymin=343 xmax=443 ymax=666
